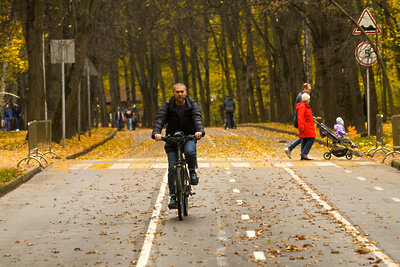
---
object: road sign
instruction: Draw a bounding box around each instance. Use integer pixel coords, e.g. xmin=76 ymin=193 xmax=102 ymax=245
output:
xmin=355 ymin=41 xmax=379 ymax=66
xmin=50 ymin=39 xmax=75 ymax=64
xmin=353 ymin=9 xmax=381 ymax=35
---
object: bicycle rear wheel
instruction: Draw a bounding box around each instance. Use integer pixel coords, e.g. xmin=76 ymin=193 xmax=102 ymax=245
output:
xmin=175 ymin=166 xmax=184 ymax=220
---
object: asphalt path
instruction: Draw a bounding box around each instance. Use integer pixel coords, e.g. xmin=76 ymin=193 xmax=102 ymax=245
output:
xmin=0 ymin=127 xmax=399 ymax=266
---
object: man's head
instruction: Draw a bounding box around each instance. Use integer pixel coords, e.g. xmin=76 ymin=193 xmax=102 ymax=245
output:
xmin=173 ymin=83 xmax=187 ymax=106
xmin=302 ymin=83 xmax=312 ymax=94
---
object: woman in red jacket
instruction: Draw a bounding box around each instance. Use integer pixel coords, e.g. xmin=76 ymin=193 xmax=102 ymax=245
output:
xmin=296 ymin=93 xmax=315 ymax=160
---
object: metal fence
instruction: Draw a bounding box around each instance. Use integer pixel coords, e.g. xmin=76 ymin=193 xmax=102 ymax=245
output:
xmin=17 ymin=120 xmax=59 ymax=167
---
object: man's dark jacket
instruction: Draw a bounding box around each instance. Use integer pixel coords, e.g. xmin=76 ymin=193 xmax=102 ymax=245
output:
xmin=152 ymin=96 xmax=205 ymax=152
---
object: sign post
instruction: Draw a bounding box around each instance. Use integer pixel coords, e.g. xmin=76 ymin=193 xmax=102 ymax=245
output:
xmin=353 ymin=9 xmax=380 ymax=138
xmin=50 ymin=39 xmax=75 ymax=148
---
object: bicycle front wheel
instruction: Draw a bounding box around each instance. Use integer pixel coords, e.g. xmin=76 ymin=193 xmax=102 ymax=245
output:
xmin=175 ymin=166 xmax=185 ymax=220
xmin=183 ymin=169 xmax=189 ymax=216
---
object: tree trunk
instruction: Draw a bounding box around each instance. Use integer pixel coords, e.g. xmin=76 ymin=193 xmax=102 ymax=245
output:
xmin=178 ymin=37 xmax=189 ymax=89
xmin=167 ymin=34 xmax=180 ymax=83
xmin=17 ymin=0 xmax=46 ymax=122
xmin=122 ymin=56 xmax=131 ymax=104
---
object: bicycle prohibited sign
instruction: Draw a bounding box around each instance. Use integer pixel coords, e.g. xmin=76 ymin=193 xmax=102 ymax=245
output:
xmin=355 ymin=41 xmax=379 ymax=66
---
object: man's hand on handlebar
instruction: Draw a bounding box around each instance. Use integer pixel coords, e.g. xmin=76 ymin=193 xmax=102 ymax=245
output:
xmin=195 ymin=132 xmax=202 ymax=140
xmin=155 ymin=134 xmax=162 ymax=141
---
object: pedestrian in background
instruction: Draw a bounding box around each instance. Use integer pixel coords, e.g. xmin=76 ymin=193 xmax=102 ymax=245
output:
xmin=284 ymin=83 xmax=312 ymax=159
xmin=13 ymin=103 xmax=22 ymax=131
xmin=223 ymin=95 xmax=236 ymax=129
xmin=296 ymin=93 xmax=315 ymax=160
xmin=114 ymin=106 xmax=124 ymax=131
xmin=124 ymin=108 xmax=133 ymax=131
xmin=3 ymin=104 xmax=12 ymax=131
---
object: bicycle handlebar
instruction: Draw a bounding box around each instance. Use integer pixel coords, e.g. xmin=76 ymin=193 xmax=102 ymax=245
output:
xmin=161 ymin=135 xmax=196 ymax=144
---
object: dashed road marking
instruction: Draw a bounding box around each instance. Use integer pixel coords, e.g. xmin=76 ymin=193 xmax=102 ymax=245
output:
xmin=253 ymin=251 xmax=266 ymax=261
xmin=357 ymin=176 xmax=366 ymax=181
xmin=246 ymin=230 xmax=256 ymax=238
xmin=198 ymin=162 xmax=210 ymax=168
xmin=216 ymin=247 xmax=228 ymax=266
xmin=236 ymin=200 xmax=243 ymax=205
xmin=150 ymin=163 xmax=168 ymax=169
xmin=69 ymin=164 xmax=92 ymax=170
xmin=231 ymin=162 xmax=251 ymax=168
xmin=109 ymin=163 xmax=130 ymax=169
xmin=391 ymin=197 xmax=400 ymax=202
xmin=233 ymin=189 xmax=240 ymax=193
xmin=241 ymin=214 xmax=250 ymax=220
xmin=130 ymin=163 xmax=150 ymax=168
xmin=282 ymin=167 xmax=398 ymax=267
xmin=89 ymin=163 xmax=111 ymax=169
xmin=273 ymin=162 xmax=294 ymax=167
xmin=226 ymin=171 xmax=232 ymax=174
xmin=313 ymin=162 xmax=338 ymax=167
xmin=211 ymin=162 xmax=231 ymax=168
xmin=252 ymin=162 xmax=273 ymax=167
xmin=344 ymin=170 xmax=352 ymax=173
xmin=374 ymin=186 xmax=384 ymax=191
xmin=229 ymin=179 xmax=236 ymax=183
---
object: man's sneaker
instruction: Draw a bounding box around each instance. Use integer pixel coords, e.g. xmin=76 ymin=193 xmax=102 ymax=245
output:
xmin=168 ymin=196 xmax=177 ymax=209
xmin=284 ymin=147 xmax=292 ymax=159
xmin=190 ymin=171 xmax=198 ymax=185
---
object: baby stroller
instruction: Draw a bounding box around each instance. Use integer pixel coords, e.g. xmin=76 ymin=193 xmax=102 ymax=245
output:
xmin=315 ymin=120 xmax=353 ymax=160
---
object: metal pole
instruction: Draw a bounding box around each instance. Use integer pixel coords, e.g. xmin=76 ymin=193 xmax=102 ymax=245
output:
xmin=61 ymin=44 xmax=66 ymax=148
xmin=367 ymin=67 xmax=370 ymax=138
xmin=43 ymin=33 xmax=47 ymax=120
xmin=78 ymin=82 xmax=81 ymax=141
xmin=87 ymin=62 xmax=91 ymax=137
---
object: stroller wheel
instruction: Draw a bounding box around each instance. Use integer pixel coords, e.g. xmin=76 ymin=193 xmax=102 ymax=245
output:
xmin=323 ymin=152 xmax=332 ymax=160
xmin=346 ymin=151 xmax=353 ymax=160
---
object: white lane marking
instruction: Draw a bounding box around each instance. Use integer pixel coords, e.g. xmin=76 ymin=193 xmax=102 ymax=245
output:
xmin=356 ymin=161 xmax=376 ymax=165
xmin=117 ymin=158 xmax=136 ymax=161
xmin=69 ymin=164 xmax=92 ymax=170
xmin=198 ymin=162 xmax=210 ymax=168
xmin=391 ymin=197 xmax=400 ymax=202
xmin=313 ymin=162 xmax=338 ymax=167
xmin=109 ymin=163 xmax=130 ymax=169
xmin=236 ymin=200 xmax=243 ymax=205
xmin=273 ymin=162 xmax=294 ymax=167
xmin=231 ymin=162 xmax=251 ymax=168
xmin=228 ymin=157 xmax=244 ymax=161
xmin=283 ymin=167 xmax=398 ymax=267
xmin=229 ymin=179 xmax=236 ymax=183
xmin=344 ymin=170 xmax=352 ymax=173
xmin=225 ymin=167 xmax=230 ymax=170
xmin=226 ymin=171 xmax=232 ymax=175
xmin=136 ymin=170 xmax=168 ymax=267
xmin=216 ymin=216 xmax=228 ymax=267
xmin=233 ymin=189 xmax=240 ymax=193
xmin=246 ymin=230 xmax=256 ymax=238
xmin=216 ymin=247 xmax=228 ymax=266
xmin=150 ymin=163 xmax=168 ymax=169
xmin=241 ymin=214 xmax=250 ymax=220
xmin=374 ymin=186 xmax=384 ymax=191
xmin=253 ymin=251 xmax=266 ymax=261
xmin=357 ymin=176 xmax=366 ymax=181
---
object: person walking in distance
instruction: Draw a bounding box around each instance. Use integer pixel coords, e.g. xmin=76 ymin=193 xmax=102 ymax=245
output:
xmin=223 ymin=95 xmax=236 ymax=129
xmin=114 ymin=106 xmax=124 ymax=131
xmin=284 ymin=83 xmax=312 ymax=158
xmin=297 ymin=93 xmax=316 ymax=160
xmin=152 ymin=83 xmax=205 ymax=209
xmin=3 ymin=104 xmax=12 ymax=131
xmin=13 ymin=103 xmax=22 ymax=131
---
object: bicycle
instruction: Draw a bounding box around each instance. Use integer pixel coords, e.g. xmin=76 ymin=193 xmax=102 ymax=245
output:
xmin=162 ymin=132 xmax=195 ymax=220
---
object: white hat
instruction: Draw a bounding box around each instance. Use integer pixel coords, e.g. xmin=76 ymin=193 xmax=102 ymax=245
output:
xmin=302 ymin=93 xmax=310 ymax=101
xmin=336 ymin=117 xmax=344 ymax=125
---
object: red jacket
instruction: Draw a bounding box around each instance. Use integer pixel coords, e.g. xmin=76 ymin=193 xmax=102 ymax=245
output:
xmin=296 ymin=101 xmax=316 ymax=138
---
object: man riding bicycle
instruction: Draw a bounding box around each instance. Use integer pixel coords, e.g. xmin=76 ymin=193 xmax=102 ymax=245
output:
xmin=152 ymin=83 xmax=205 ymax=209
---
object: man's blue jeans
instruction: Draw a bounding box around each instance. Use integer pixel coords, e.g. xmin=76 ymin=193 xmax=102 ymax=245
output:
xmin=301 ymin=137 xmax=315 ymax=155
xmin=167 ymin=140 xmax=197 ymax=196
xmin=288 ymin=138 xmax=301 ymax=151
